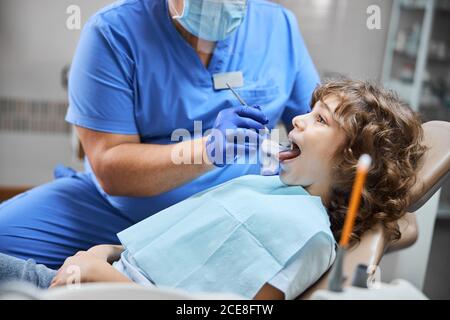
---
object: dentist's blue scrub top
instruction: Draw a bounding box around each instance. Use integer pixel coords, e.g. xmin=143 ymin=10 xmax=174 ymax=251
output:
xmin=0 ymin=0 xmax=319 ymax=268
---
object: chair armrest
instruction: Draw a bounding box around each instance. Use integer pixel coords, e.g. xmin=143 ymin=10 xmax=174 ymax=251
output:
xmin=298 ymin=224 xmax=387 ymax=299
xmin=386 ymin=212 xmax=418 ymax=253
xmin=42 ymin=283 xmax=244 ymax=300
xmin=299 ymin=214 xmax=418 ymax=300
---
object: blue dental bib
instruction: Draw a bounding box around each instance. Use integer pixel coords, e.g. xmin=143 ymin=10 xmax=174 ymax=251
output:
xmin=118 ymin=175 xmax=334 ymax=298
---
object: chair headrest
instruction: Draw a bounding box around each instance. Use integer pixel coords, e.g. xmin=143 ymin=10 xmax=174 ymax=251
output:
xmin=298 ymin=120 xmax=450 ymax=300
xmin=408 ymin=121 xmax=450 ymax=212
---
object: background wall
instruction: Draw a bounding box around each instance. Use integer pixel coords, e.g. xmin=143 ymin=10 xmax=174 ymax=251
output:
xmin=0 ymin=0 xmax=112 ymax=101
xmin=277 ymin=0 xmax=393 ymax=80
xmin=0 ymin=0 xmax=394 ymax=186
xmin=0 ymin=0 xmax=112 ymax=185
xmin=0 ymin=0 xmax=393 ymax=102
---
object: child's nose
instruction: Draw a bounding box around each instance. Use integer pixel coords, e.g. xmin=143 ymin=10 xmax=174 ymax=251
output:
xmin=292 ymin=115 xmax=306 ymax=131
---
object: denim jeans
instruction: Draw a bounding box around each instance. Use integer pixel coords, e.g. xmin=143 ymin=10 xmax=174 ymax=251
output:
xmin=0 ymin=252 xmax=57 ymax=289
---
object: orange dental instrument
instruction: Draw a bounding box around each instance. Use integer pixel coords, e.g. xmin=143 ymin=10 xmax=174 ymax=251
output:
xmin=328 ymin=154 xmax=372 ymax=292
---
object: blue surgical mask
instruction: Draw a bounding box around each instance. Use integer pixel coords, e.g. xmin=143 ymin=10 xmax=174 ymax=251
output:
xmin=174 ymin=0 xmax=247 ymax=42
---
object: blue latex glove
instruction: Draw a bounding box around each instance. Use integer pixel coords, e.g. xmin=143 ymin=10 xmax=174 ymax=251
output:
xmin=206 ymin=105 xmax=269 ymax=167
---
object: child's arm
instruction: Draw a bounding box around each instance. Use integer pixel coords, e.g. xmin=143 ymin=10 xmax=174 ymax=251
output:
xmin=49 ymin=250 xmax=132 ymax=288
xmin=87 ymin=244 xmax=125 ymax=264
xmin=253 ymin=283 xmax=285 ymax=300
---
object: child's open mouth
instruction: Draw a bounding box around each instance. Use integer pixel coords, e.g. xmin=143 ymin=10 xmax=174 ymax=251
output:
xmin=279 ymin=142 xmax=301 ymax=162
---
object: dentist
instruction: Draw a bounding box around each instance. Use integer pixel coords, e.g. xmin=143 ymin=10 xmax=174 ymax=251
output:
xmin=0 ymin=0 xmax=319 ymax=268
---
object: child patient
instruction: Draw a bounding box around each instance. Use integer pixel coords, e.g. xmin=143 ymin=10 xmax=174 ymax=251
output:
xmin=0 ymin=79 xmax=427 ymax=300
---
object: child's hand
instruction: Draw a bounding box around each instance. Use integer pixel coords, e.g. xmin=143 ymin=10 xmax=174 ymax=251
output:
xmin=49 ymin=251 xmax=109 ymax=288
xmin=86 ymin=244 xmax=125 ymax=264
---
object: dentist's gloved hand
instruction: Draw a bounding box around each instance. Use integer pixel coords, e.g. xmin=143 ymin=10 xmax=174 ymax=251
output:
xmin=206 ymin=105 xmax=269 ymax=167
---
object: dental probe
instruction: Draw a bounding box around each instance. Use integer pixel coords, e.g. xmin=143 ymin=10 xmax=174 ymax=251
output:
xmin=226 ymin=82 xmax=250 ymax=107
xmin=225 ymin=82 xmax=269 ymax=133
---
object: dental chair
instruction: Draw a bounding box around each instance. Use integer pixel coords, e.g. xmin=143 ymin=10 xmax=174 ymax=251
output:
xmin=2 ymin=121 xmax=449 ymax=300
xmin=299 ymin=120 xmax=450 ymax=299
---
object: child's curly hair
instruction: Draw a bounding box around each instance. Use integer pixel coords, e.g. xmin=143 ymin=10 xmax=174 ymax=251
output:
xmin=311 ymin=79 xmax=428 ymax=245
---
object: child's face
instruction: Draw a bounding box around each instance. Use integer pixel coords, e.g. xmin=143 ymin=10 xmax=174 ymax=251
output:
xmin=279 ymin=95 xmax=346 ymax=189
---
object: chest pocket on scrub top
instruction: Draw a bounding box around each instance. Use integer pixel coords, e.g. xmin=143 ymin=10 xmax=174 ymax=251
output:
xmin=234 ymin=80 xmax=279 ymax=106
xmin=232 ymin=80 xmax=280 ymax=128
